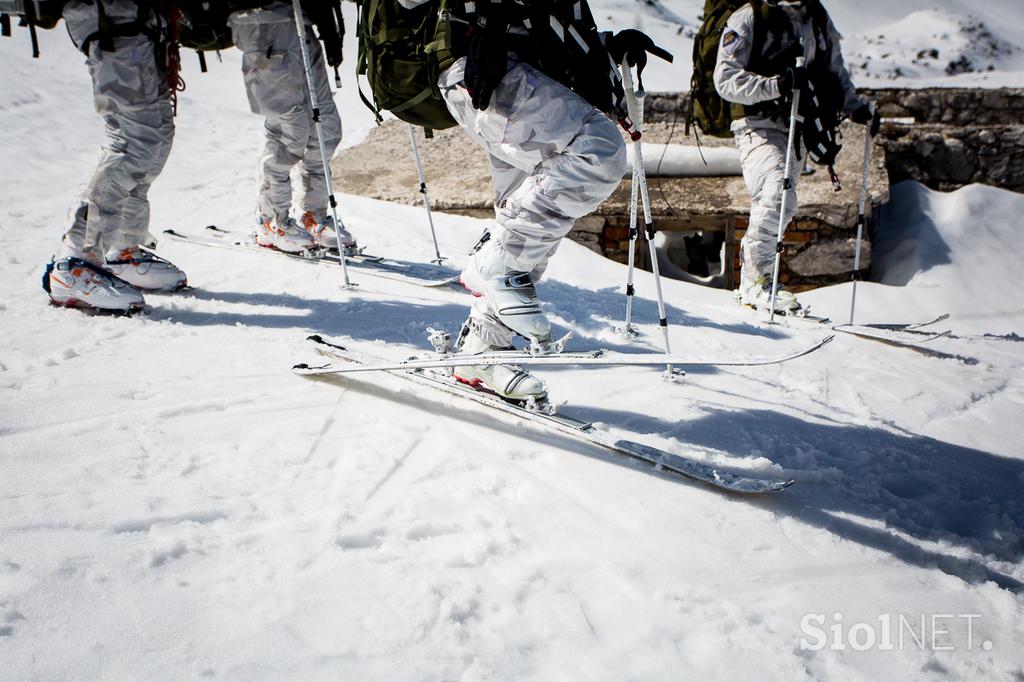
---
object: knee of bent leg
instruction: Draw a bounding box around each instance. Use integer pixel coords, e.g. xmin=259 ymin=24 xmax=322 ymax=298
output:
xmin=573 ymin=113 xmax=628 ymax=197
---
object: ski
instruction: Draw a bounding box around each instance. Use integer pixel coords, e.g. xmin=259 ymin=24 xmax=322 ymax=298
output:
xmin=831 ymin=324 xmax=978 ymax=363
xmin=863 ymin=313 xmax=951 ymax=331
xmin=740 ymin=302 xmax=951 ymax=333
xmin=161 ymin=228 xmax=464 ymax=289
xmin=832 ymin=324 xmax=951 ymax=345
xmin=296 ymin=335 xmax=795 ymax=494
xmin=293 ymin=335 xmax=834 ymax=376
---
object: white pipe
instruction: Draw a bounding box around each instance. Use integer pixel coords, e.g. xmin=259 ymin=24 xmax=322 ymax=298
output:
xmin=625 ymin=144 xmax=741 ymax=177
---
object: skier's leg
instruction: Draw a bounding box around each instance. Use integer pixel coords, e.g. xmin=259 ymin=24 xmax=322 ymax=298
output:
xmin=101 ymin=84 xmax=186 ymax=292
xmin=229 ymin=5 xmax=316 ymax=252
xmin=735 ymin=126 xmax=801 ymax=310
xmin=47 ymin=2 xmax=177 ymax=309
xmin=294 ymin=28 xmax=351 ymax=249
xmin=488 ymin=153 xmax=530 ymax=209
xmin=442 ymin=59 xmax=627 ymax=343
xmin=111 ymin=99 xmax=176 ymax=250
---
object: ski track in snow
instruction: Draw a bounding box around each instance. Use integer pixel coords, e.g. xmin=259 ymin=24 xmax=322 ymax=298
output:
xmin=1 ymin=12 xmax=1023 ymax=681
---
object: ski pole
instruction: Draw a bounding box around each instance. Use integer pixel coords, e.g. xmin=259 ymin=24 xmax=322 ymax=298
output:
xmin=620 ymin=146 xmax=640 ymax=339
xmin=621 ymin=59 xmax=673 ymax=376
xmin=767 ymin=56 xmax=805 ymax=324
xmin=291 ymin=0 xmax=352 ymax=288
xmin=849 ymin=105 xmax=875 ymax=325
xmin=620 ymin=86 xmax=645 ymax=340
xmin=407 ymin=124 xmax=445 ymax=265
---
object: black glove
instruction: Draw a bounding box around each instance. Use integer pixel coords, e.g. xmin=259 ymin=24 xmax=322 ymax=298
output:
xmin=851 ymin=102 xmax=881 ymax=137
xmin=607 ymin=29 xmax=673 ymax=72
xmin=777 ymin=65 xmax=807 ymax=99
xmin=463 ymin=27 xmax=508 ymax=110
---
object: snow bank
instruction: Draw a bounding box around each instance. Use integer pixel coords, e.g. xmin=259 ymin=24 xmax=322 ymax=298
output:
xmin=804 ymin=181 xmax=1024 ymax=334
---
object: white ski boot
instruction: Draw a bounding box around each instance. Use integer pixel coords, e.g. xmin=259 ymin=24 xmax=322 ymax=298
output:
xmin=452 ymin=329 xmax=547 ymax=402
xmin=300 ymin=211 xmax=357 ymax=254
xmin=256 ymin=215 xmax=317 ymax=254
xmin=43 ymin=256 xmax=145 ymax=313
xmin=460 ymin=240 xmax=552 ymax=344
xmin=738 ymin=274 xmax=803 ymax=315
xmin=103 ymin=245 xmax=187 ymax=291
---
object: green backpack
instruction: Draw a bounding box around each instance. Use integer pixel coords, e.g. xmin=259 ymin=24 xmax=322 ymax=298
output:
xmin=175 ymin=1 xmax=234 ymax=53
xmin=687 ymin=0 xmax=768 ymax=138
xmin=356 ymin=0 xmax=456 ymax=132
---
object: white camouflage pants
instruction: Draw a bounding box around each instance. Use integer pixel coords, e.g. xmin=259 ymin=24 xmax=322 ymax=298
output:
xmin=735 ymin=126 xmax=801 ymax=286
xmin=440 ymin=58 xmax=627 ymax=346
xmin=229 ymin=2 xmax=341 ymax=224
xmin=60 ymin=0 xmax=175 ymax=257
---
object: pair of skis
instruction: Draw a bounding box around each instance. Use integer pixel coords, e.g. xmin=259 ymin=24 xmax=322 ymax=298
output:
xmin=748 ymin=306 xmax=964 ymax=360
xmin=293 ymin=334 xmax=834 ymax=495
xmin=162 ymin=226 xmax=463 ymax=289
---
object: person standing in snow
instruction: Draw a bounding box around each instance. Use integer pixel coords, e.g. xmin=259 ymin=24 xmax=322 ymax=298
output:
xmin=43 ymin=0 xmax=187 ymax=313
xmin=226 ymin=0 xmax=357 ymax=254
xmin=389 ymin=0 xmax=665 ymax=402
xmin=714 ymin=0 xmax=879 ymax=313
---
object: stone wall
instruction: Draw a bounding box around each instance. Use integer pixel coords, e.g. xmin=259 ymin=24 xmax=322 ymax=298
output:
xmin=860 ymin=88 xmax=1024 ymax=126
xmin=644 ymin=88 xmax=1024 ymax=193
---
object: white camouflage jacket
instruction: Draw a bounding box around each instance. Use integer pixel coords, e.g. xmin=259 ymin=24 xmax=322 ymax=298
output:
xmin=713 ymin=3 xmax=864 ymax=132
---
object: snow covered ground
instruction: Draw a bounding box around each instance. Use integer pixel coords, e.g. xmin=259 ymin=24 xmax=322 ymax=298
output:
xmin=1 ymin=11 xmax=1023 ymax=682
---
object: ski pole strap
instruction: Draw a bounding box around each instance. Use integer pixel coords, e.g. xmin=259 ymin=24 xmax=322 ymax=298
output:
xmin=617 ymin=114 xmax=641 ymax=141
xmin=828 ymin=165 xmax=841 ymax=192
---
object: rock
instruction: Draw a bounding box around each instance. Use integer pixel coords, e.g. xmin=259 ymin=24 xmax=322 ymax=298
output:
xmin=788 ymin=238 xmax=870 ymax=277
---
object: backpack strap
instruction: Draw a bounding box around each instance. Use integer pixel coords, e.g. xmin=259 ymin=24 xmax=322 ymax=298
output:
xmin=79 ymin=0 xmax=157 ymax=55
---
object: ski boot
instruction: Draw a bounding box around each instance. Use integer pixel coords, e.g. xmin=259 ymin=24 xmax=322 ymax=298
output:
xmin=300 ymin=211 xmax=358 ymax=255
xmin=256 ymin=215 xmax=317 ymax=254
xmin=452 ymin=328 xmax=547 ymax=404
xmin=43 ymin=256 xmax=145 ymax=313
xmin=103 ymin=245 xmax=187 ymax=291
xmin=459 ymin=240 xmax=552 ymax=345
xmin=738 ymin=274 xmax=805 ymax=316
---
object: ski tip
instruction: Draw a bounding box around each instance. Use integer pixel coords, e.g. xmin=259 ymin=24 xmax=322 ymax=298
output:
xmin=822 ymin=334 xmax=836 ymax=345
xmin=306 ymin=334 xmax=324 ymax=343
xmin=292 ymin=363 xmax=311 ymax=370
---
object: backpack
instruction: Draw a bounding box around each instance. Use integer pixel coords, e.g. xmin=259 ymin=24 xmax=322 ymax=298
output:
xmin=356 ymin=0 xmax=457 ymax=132
xmin=0 ymin=0 xmax=68 ymax=57
xmin=687 ymin=0 xmax=772 ymax=138
xmin=175 ymin=0 xmax=233 ymax=54
xmin=800 ymin=50 xmax=845 ymax=189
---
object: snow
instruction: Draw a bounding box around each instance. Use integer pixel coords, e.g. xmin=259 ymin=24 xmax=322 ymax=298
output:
xmin=590 ymin=0 xmax=1024 ymax=91
xmin=1 ymin=10 xmax=1023 ymax=682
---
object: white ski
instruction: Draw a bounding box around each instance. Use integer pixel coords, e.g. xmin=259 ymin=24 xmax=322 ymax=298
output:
xmin=293 ymin=335 xmax=834 ymax=376
xmin=296 ymin=335 xmax=795 ymax=495
xmin=161 ymin=228 xmax=463 ymax=289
